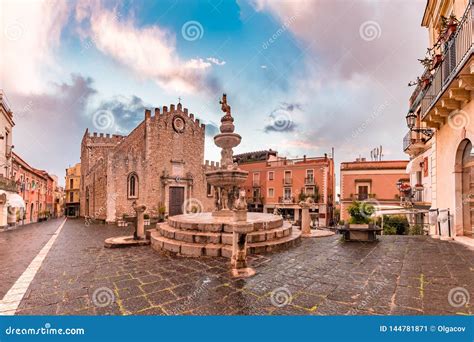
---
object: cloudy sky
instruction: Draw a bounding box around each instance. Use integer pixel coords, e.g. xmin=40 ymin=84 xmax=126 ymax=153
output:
xmin=0 ymin=0 xmax=427 ymax=187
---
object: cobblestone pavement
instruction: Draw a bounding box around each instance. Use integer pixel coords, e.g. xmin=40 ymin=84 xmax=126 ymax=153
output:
xmin=3 ymin=219 xmax=473 ymax=315
xmin=0 ymin=218 xmax=64 ymax=298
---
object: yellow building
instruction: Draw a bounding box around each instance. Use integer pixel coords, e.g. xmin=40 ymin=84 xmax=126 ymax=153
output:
xmin=65 ymin=163 xmax=81 ymax=217
xmin=404 ymin=0 xmax=473 ymax=241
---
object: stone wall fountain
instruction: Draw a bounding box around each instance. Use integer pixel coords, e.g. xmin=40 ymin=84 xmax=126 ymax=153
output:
xmin=149 ymin=94 xmax=301 ymax=276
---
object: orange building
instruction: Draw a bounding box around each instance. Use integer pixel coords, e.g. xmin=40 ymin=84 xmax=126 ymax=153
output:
xmin=235 ymin=150 xmax=335 ymax=226
xmin=12 ymin=152 xmax=50 ymax=224
xmin=340 ymin=158 xmax=409 ymax=222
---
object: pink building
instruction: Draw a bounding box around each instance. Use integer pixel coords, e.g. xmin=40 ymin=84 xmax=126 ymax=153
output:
xmin=340 ymin=159 xmax=409 ymax=222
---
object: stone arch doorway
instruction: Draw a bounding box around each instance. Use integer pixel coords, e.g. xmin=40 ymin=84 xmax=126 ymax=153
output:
xmin=455 ymin=139 xmax=474 ymax=237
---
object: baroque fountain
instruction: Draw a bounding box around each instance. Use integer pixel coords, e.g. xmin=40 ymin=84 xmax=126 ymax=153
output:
xmin=149 ymin=94 xmax=301 ymax=277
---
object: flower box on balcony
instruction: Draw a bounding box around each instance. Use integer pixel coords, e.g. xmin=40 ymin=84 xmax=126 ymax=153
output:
xmin=432 ymin=54 xmax=443 ymax=69
xmin=414 ymin=184 xmax=424 ymax=192
xmin=443 ymin=23 xmax=458 ymax=42
xmin=421 ymin=77 xmax=431 ymax=89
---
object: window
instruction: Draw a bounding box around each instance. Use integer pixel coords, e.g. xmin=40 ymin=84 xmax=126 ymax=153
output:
xmin=5 ymin=132 xmax=8 ymax=157
xmin=284 ymin=187 xmax=292 ymax=200
xmin=268 ymin=171 xmax=274 ymax=181
xmin=69 ymin=179 xmax=73 ymax=189
xmin=306 ymin=169 xmax=314 ymax=183
xmin=69 ymin=192 xmax=74 ymax=202
xmin=128 ymin=173 xmax=138 ymax=198
xmin=268 ymin=188 xmax=274 ymax=198
xmin=305 ymin=187 xmax=315 ymax=195
xmin=207 ymin=183 xmax=213 ymax=197
xmin=357 ymin=186 xmax=369 ymax=200
xmin=253 ymin=172 xmax=260 ymax=186
xmin=253 ymin=188 xmax=261 ymax=199
xmin=284 ymin=171 xmax=292 ymax=184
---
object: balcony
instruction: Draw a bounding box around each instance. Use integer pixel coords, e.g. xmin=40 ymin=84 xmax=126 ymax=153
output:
xmin=403 ymin=130 xmax=430 ymax=154
xmin=419 ymin=2 xmax=474 ymax=126
xmin=282 ymin=177 xmax=292 ymax=185
xmin=0 ymin=176 xmax=18 ymax=192
xmin=304 ymin=177 xmax=315 ymax=185
xmin=252 ymin=180 xmax=260 ymax=187
xmin=351 ymin=193 xmax=376 ymax=201
xmin=413 ymin=190 xmax=424 ymax=203
xmin=278 ymin=196 xmax=295 ymax=204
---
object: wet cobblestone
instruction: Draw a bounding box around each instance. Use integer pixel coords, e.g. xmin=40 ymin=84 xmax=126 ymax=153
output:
xmin=2 ymin=219 xmax=472 ymax=315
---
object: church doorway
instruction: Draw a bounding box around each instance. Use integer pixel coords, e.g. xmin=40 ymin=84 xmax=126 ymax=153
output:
xmin=169 ymin=187 xmax=184 ymax=216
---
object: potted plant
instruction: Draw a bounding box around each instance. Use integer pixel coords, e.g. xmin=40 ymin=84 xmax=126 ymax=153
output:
xmin=338 ymin=201 xmax=381 ymax=242
xmin=144 ymin=213 xmax=150 ymax=226
xmin=158 ymin=204 xmax=166 ymax=223
xmin=432 ymin=54 xmax=443 ymax=69
xmin=441 ymin=14 xmax=458 ymax=42
xmin=414 ymin=183 xmax=424 ymax=192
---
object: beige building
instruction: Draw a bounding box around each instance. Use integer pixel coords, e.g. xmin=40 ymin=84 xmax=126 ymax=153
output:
xmin=404 ymin=0 xmax=473 ymax=239
xmin=0 ymin=90 xmax=23 ymax=228
xmin=65 ymin=163 xmax=81 ymax=217
xmin=80 ymin=103 xmax=214 ymax=223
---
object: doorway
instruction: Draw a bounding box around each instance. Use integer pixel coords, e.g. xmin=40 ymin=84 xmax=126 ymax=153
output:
xmin=169 ymin=187 xmax=185 ymax=216
xmin=461 ymin=140 xmax=474 ymax=237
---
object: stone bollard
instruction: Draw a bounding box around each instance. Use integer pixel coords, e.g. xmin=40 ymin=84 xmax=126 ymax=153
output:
xmin=299 ymin=198 xmax=314 ymax=237
xmin=134 ymin=204 xmax=147 ymax=240
xmin=230 ymin=222 xmax=255 ymax=278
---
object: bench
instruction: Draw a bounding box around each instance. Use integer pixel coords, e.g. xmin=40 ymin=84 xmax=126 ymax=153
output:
xmin=338 ymin=223 xmax=382 ymax=242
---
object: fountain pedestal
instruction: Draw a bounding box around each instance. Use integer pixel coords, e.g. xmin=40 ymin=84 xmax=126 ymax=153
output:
xmin=230 ymin=222 xmax=255 ymax=278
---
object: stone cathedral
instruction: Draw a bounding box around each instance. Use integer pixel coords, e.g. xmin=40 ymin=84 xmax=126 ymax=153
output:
xmin=80 ymin=103 xmax=216 ymax=223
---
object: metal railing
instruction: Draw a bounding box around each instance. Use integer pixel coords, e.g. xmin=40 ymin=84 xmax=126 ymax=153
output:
xmin=0 ymin=176 xmax=18 ymax=192
xmin=403 ymin=130 xmax=430 ymax=151
xmin=282 ymin=177 xmax=292 ymax=185
xmin=413 ymin=190 xmax=424 ymax=203
xmin=278 ymin=196 xmax=295 ymax=204
xmin=420 ymin=1 xmax=474 ymax=118
xmin=304 ymin=177 xmax=315 ymax=185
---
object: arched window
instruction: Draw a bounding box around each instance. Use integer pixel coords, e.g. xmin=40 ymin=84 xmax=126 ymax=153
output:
xmin=128 ymin=173 xmax=138 ymax=199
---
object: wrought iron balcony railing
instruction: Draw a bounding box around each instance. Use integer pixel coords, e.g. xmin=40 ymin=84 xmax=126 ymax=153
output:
xmin=420 ymin=1 xmax=473 ymax=118
xmin=0 ymin=176 xmax=18 ymax=192
xmin=278 ymin=196 xmax=295 ymax=204
xmin=403 ymin=130 xmax=430 ymax=151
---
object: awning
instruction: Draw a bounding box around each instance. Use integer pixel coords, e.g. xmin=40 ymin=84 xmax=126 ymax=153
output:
xmin=7 ymin=193 xmax=25 ymax=208
xmin=406 ymin=155 xmax=423 ymax=173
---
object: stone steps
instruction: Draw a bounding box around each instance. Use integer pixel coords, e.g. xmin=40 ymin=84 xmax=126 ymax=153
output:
xmin=167 ymin=213 xmax=284 ymax=232
xmin=150 ymin=228 xmax=301 ymax=258
xmin=156 ymin=221 xmax=293 ymax=245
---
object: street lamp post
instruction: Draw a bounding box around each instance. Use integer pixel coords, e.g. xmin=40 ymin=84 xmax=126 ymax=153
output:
xmin=405 ymin=111 xmax=434 ymax=138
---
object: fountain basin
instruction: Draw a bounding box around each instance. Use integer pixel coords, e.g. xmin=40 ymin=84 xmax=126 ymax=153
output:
xmin=214 ymin=133 xmax=242 ymax=149
xmin=149 ymin=212 xmax=301 ymax=257
xmin=205 ymin=169 xmax=248 ymax=188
